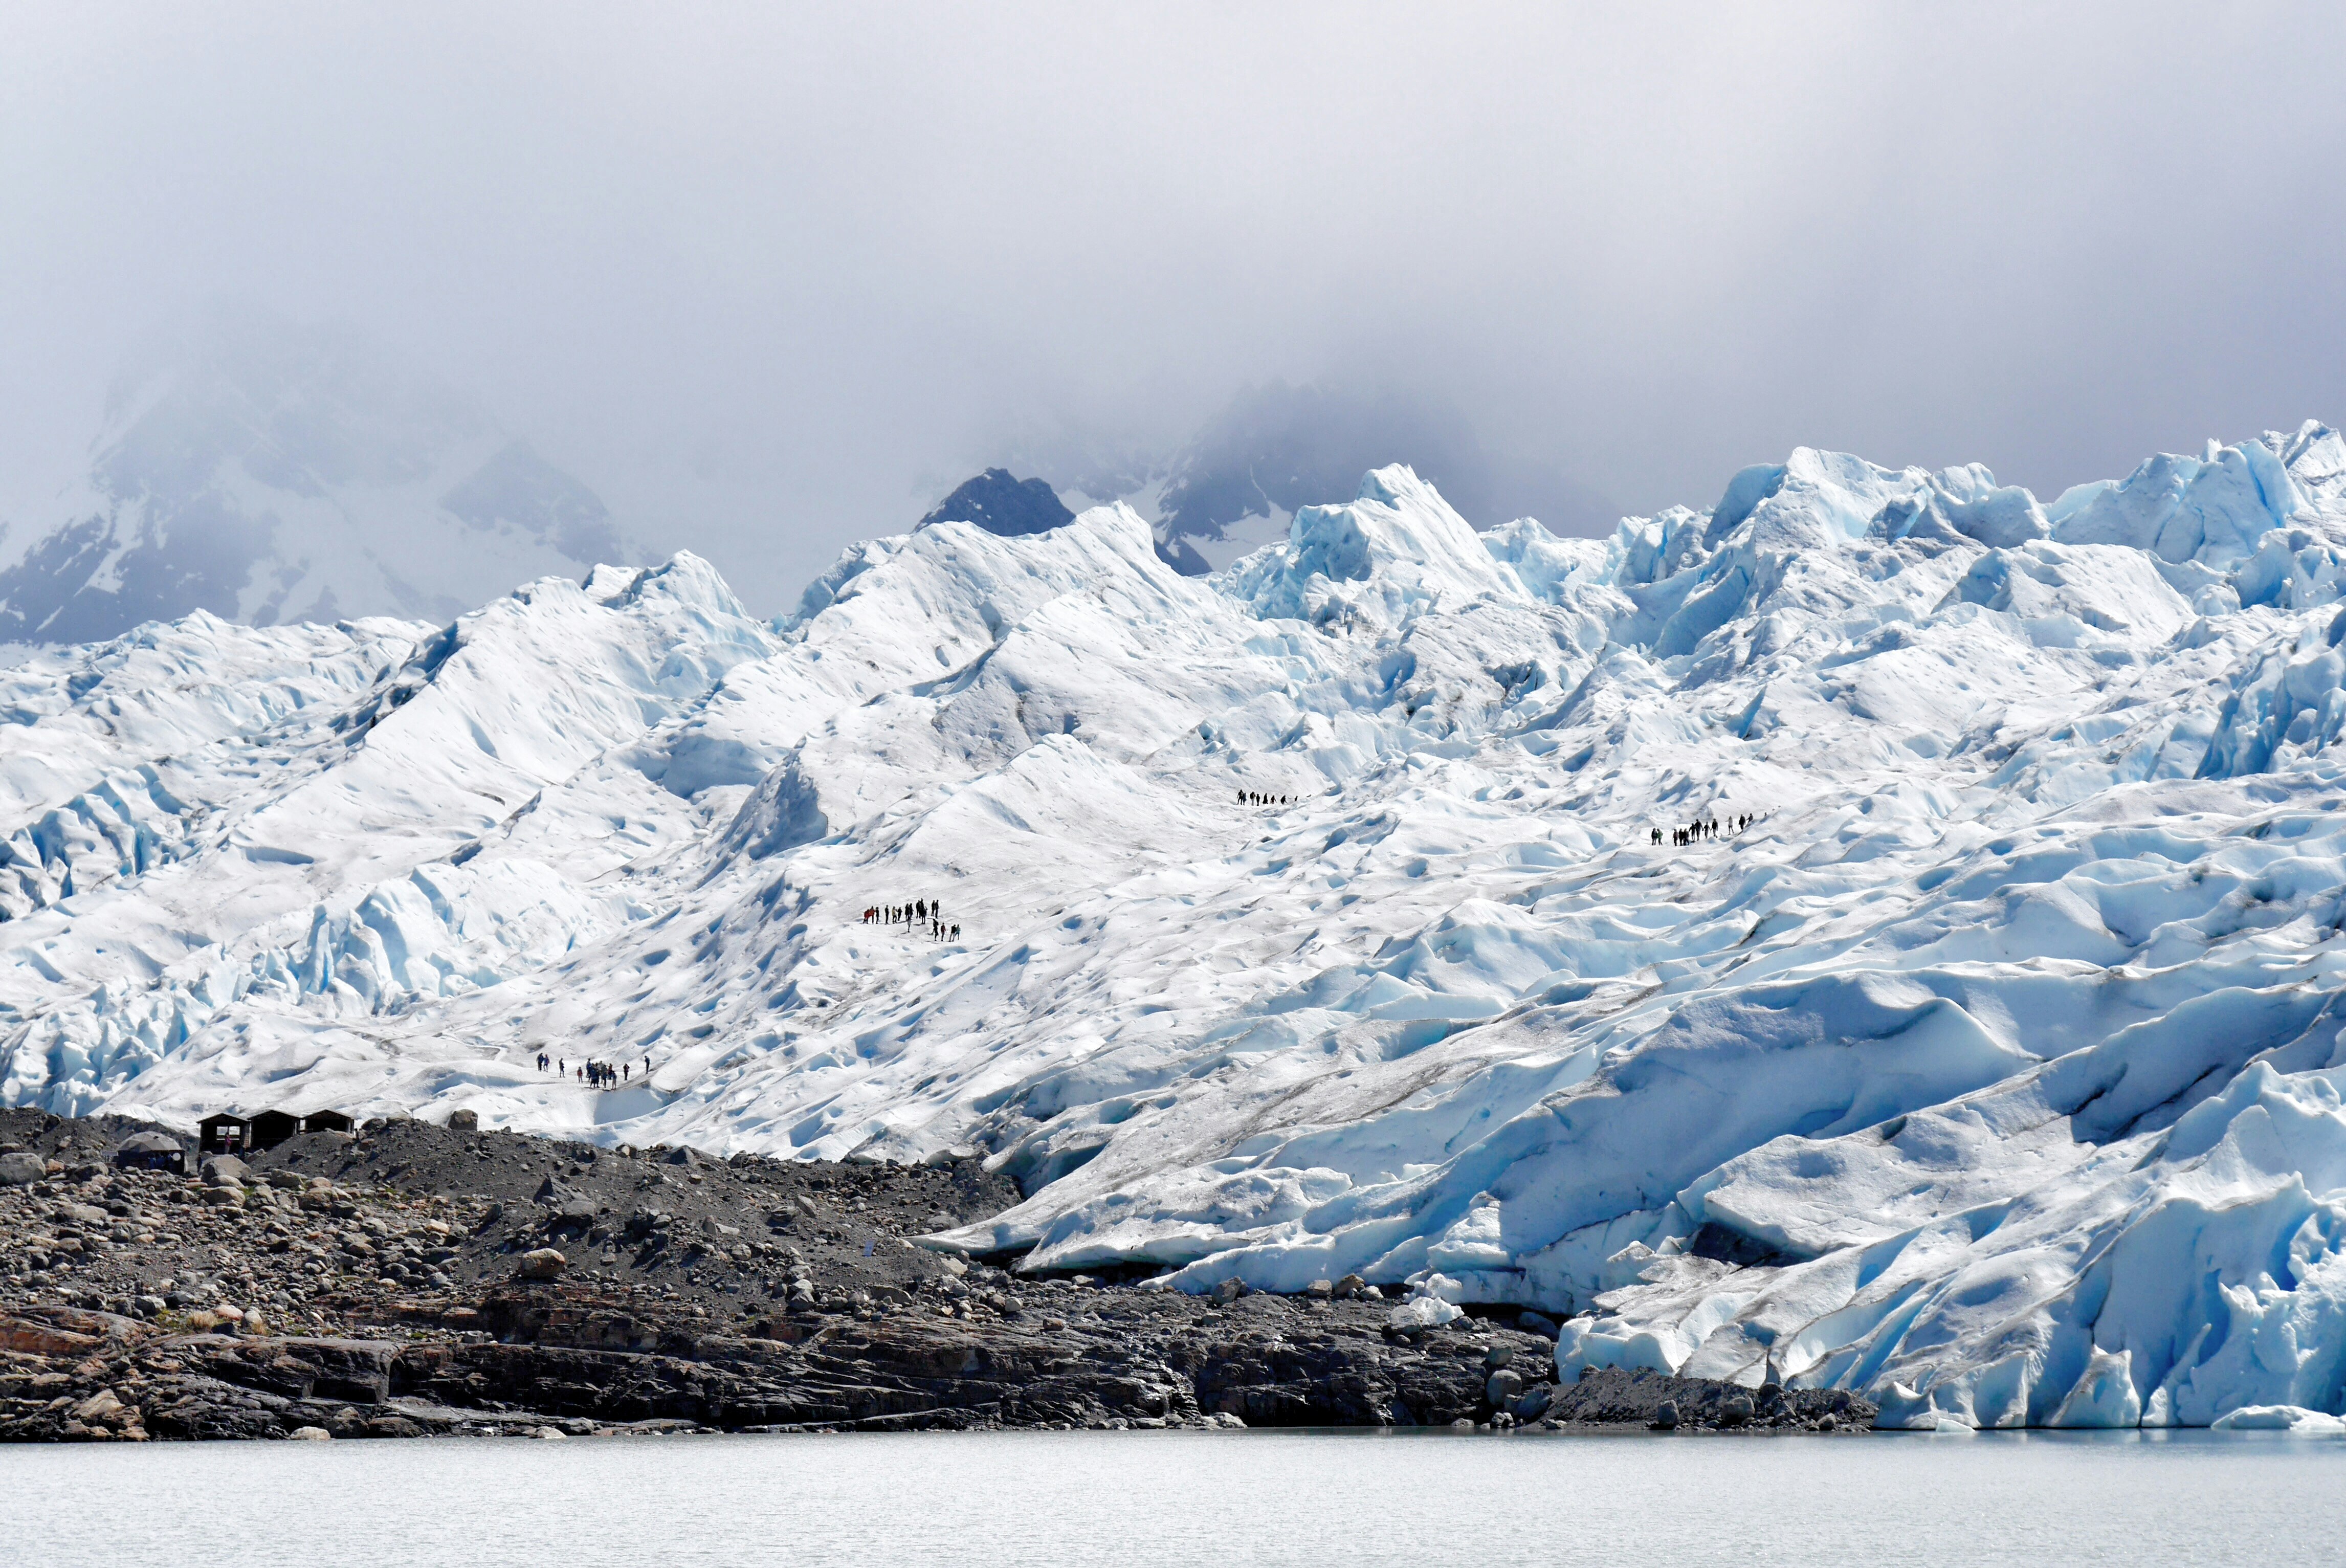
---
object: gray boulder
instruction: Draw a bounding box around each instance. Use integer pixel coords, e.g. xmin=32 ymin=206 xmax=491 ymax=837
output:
xmin=1650 ymin=1399 xmax=1679 ymax=1430
xmin=2 ymin=1151 xmax=49 ymax=1185
xmin=535 ymin=1177 xmax=597 ymax=1220
xmin=1485 ymin=1369 xmax=1524 ymax=1406
xmin=201 ymin=1154 xmax=251 ymax=1187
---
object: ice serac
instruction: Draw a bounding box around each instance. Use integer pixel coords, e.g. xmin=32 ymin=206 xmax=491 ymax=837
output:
xmin=13 ymin=427 xmax=2346 ymax=1429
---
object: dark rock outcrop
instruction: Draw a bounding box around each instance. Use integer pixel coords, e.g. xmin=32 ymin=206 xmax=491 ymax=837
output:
xmin=919 ymin=470 xmax=1075 ymax=539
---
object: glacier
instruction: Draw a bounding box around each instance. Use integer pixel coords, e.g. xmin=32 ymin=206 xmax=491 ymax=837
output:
xmin=9 ymin=421 xmax=2346 ymax=1429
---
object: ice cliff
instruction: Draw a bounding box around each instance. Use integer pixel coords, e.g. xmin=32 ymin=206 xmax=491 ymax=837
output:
xmin=11 ymin=421 xmax=2346 ymax=1427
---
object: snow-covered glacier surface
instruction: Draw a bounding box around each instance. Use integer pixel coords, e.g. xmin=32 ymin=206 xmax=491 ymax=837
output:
xmin=12 ymin=422 xmax=2346 ymax=1428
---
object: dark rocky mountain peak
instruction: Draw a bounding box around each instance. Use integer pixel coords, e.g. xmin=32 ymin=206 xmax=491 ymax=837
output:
xmin=919 ymin=469 xmax=1075 ymax=539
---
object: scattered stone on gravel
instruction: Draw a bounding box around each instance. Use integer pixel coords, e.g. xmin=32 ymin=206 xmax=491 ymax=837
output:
xmin=0 ymin=1109 xmax=1878 ymax=1442
xmin=1560 ymin=1369 xmax=1869 ymax=1432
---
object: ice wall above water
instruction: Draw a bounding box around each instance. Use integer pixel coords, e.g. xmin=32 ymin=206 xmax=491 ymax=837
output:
xmin=9 ymin=425 xmax=2346 ymax=1429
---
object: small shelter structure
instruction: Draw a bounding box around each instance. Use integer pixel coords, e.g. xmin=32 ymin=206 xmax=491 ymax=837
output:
xmin=301 ymin=1109 xmax=354 ymax=1135
xmin=245 ymin=1109 xmax=302 ymax=1150
xmin=113 ymin=1130 xmax=185 ymax=1175
xmin=197 ymin=1112 xmax=251 ymax=1155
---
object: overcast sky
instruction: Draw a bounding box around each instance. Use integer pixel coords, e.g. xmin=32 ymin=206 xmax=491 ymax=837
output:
xmin=6 ymin=2 xmax=2346 ymax=606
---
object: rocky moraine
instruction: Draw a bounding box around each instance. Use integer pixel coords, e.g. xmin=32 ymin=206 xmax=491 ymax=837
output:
xmin=0 ymin=1112 xmax=1869 ymax=1442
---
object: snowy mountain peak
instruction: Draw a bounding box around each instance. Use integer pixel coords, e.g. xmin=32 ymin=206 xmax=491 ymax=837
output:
xmin=0 ymin=304 xmax=644 ymax=643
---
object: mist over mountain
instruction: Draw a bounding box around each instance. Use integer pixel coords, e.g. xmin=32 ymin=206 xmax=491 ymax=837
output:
xmin=0 ymin=304 xmax=640 ymax=644
xmin=1017 ymin=382 xmax=1621 ymax=575
xmin=1 ymin=311 xmax=1621 ymax=645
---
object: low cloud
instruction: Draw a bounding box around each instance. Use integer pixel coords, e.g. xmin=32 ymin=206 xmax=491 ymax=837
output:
xmin=4 ymin=3 xmax=2343 ymax=609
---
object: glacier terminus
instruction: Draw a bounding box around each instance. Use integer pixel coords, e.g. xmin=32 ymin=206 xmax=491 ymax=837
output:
xmin=9 ymin=423 xmax=2346 ymax=1432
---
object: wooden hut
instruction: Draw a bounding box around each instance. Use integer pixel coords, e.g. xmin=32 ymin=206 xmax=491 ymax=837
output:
xmin=245 ymin=1109 xmax=303 ymax=1150
xmin=301 ymin=1109 xmax=354 ymax=1135
xmin=197 ymin=1112 xmax=250 ymax=1155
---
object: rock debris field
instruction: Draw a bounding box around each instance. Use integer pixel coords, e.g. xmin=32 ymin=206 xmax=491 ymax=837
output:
xmin=0 ymin=1112 xmax=1868 ymax=1441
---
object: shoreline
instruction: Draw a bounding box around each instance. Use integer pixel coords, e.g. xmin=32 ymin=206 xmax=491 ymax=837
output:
xmin=2 ymin=1110 xmax=1868 ymax=1441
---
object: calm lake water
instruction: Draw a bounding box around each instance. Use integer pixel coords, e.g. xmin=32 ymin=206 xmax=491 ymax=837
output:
xmin=4 ymin=1429 xmax=2339 ymax=1566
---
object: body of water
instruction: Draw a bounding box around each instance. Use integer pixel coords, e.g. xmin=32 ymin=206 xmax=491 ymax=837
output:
xmin=4 ymin=1428 xmax=2338 ymax=1566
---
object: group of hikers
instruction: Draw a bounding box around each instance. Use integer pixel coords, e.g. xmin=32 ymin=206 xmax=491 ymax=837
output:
xmin=1238 ymin=789 xmax=1294 ymax=806
xmin=537 ymin=1051 xmax=650 ymax=1088
xmin=863 ymin=898 xmax=959 ymax=941
xmin=1653 ymin=813 xmax=1754 ymax=847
